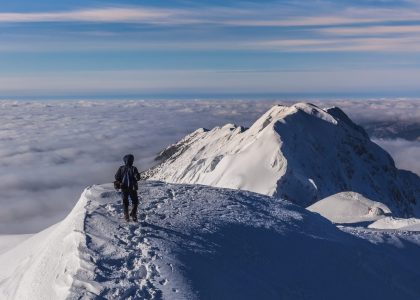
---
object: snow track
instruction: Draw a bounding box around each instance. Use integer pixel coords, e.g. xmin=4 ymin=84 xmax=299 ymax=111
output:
xmin=70 ymin=185 xmax=168 ymax=299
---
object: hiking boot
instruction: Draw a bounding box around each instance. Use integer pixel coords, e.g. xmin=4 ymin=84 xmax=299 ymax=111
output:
xmin=123 ymin=203 xmax=130 ymax=222
xmin=130 ymin=204 xmax=138 ymax=222
xmin=130 ymin=211 xmax=138 ymax=222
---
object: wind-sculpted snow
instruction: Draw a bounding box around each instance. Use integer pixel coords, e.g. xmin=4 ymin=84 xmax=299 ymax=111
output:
xmin=368 ymin=217 xmax=420 ymax=231
xmin=307 ymin=192 xmax=392 ymax=224
xmin=146 ymin=103 xmax=420 ymax=217
xmin=0 ymin=188 xmax=88 ymax=299
xmin=1 ymin=182 xmax=420 ymax=299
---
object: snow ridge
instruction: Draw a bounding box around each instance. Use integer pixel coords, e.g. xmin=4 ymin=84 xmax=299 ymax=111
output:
xmin=2 ymin=182 xmax=420 ymax=299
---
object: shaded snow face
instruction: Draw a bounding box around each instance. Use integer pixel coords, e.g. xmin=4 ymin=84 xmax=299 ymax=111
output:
xmin=0 ymin=99 xmax=418 ymax=233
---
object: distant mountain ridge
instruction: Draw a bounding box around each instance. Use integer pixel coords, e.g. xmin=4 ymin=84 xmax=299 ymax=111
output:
xmin=145 ymin=103 xmax=420 ymax=217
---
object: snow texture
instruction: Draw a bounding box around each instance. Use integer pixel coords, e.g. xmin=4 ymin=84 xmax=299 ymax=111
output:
xmin=145 ymin=103 xmax=420 ymax=217
xmin=2 ymin=182 xmax=420 ymax=300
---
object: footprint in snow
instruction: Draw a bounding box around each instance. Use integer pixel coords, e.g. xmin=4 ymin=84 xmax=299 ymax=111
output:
xmin=128 ymin=265 xmax=148 ymax=280
xmin=155 ymin=213 xmax=166 ymax=220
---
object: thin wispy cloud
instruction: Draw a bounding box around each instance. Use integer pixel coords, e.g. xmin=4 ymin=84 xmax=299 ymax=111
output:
xmin=0 ymin=7 xmax=180 ymax=24
xmin=258 ymin=37 xmax=420 ymax=52
xmin=2 ymin=5 xmax=420 ymax=54
xmin=1 ymin=4 xmax=420 ymax=28
xmin=322 ymin=25 xmax=420 ymax=36
xmin=2 ymin=36 xmax=420 ymax=54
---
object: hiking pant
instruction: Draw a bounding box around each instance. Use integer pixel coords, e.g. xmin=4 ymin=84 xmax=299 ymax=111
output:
xmin=121 ymin=188 xmax=139 ymax=216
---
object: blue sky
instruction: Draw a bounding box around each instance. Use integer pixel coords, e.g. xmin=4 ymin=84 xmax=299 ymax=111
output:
xmin=1 ymin=0 xmax=420 ymax=98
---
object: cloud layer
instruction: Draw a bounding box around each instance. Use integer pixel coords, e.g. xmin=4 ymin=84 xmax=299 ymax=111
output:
xmin=373 ymin=139 xmax=420 ymax=175
xmin=0 ymin=99 xmax=418 ymax=234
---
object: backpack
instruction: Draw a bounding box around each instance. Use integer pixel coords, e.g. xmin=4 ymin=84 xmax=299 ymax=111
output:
xmin=121 ymin=166 xmax=134 ymax=188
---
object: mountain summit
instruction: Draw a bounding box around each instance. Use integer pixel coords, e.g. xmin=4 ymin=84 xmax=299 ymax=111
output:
xmin=145 ymin=103 xmax=420 ymax=217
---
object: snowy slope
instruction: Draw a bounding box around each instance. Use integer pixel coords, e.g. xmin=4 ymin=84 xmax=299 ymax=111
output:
xmin=307 ymin=192 xmax=391 ymax=224
xmin=145 ymin=103 xmax=420 ymax=217
xmin=2 ymin=182 xmax=420 ymax=299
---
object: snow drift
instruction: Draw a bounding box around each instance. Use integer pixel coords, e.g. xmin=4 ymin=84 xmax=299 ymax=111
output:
xmin=145 ymin=103 xmax=420 ymax=217
xmin=1 ymin=182 xmax=420 ymax=300
xmin=307 ymin=192 xmax=391 ymax=224
xmin=368 ymin=217 xmax=420 ymax=231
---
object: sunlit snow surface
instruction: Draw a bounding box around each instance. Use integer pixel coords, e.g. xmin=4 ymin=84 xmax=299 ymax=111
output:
xmin=307 ymin=192 xmax=391 ymax=224
xmin=1 ymin=182 xmax=420 ymax=300
xmin=368 ymin=217 xmax=420 ymax=231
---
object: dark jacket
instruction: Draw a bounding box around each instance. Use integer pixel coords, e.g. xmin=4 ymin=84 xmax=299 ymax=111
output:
xmin=115 ymin=154 xmax=141 ymax=190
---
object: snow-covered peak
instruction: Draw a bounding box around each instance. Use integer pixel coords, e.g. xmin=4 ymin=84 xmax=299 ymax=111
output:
xmin=291 ymin=102 xmax=338 ymax=124
xmin=247 ymin=102 xmax=337 ymax=135
xmin=145 ymin=103 xmax=420 ymax=217
xmin=246 ymin=104 xmax=287 ymax=133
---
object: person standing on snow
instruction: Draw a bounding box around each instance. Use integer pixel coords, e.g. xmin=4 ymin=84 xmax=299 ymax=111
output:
xmin=114 ymin=154 xmax=141 ymax=222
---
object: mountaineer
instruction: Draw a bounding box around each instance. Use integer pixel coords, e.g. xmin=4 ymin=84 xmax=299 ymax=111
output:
xmin=114 ymin=154 xmax=141 ymax=222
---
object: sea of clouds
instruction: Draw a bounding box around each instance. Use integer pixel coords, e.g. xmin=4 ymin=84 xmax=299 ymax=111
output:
xmin=0 ymin=99 xmax=419 ymax=233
